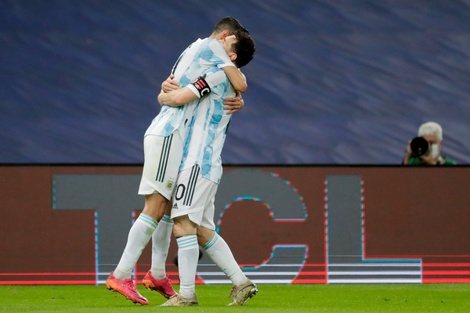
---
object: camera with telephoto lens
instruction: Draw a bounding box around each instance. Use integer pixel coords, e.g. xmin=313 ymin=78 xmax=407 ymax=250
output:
xmin=410 ymin=136 xmax=430 ymax=157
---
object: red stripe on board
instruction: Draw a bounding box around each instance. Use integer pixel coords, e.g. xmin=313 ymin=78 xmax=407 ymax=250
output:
xmin=296 ymin=271 xmax=327 ymax=276
xmin=423 ymin=263 xmax=470 ymax=267
xmin=0 ymin=272 xmax=96 ymax=276
xmin=423 ymin=278 xmax=470 ymax=283
xmin=292 ymin=279 xmax=327 ymax=284
xmin=0 ymin=280 xmax=96 ymax=285
xmin=423 ymin=270 xmax=470 ymax=275
xmin=366 ymin=255 xmax=470 ymax=259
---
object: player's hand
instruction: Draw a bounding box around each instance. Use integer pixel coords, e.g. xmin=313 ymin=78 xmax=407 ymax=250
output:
xmin=224 ymin=92 xmax=244 ymax=115
xmin=157 ymin=89 xmax=166 ymax=106
xmin=161 ymin=75 xmax=180 ymax=93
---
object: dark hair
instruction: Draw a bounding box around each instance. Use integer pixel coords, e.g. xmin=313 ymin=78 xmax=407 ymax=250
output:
xmin=231 ymin=30 xmax=256 ymax=68
xmin=213 ymin=16 xmax=249 ymax=35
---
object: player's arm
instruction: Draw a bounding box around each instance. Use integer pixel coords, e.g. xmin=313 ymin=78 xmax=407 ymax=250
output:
xmin=159 ymin=76 xmax=244 ymax=113
xmin=222 ymin=67 xmax=247 ymax=93
xmin=158 ymin=75 xmax=210 ymax=107
xmin=158 ymin=87 xmax=197 ymax=107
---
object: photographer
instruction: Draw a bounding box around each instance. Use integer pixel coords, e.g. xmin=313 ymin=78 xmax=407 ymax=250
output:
xmin=403 ymin=121 xmax=457 ymax=166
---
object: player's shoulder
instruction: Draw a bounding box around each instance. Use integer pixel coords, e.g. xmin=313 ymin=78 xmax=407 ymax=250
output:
xmin=203 ymin=67 xmax=227 ymax=83
xmin=193 ymin=38 xmax=223 ymax=58
xmin=206 ymin=38 xmax=224 ymax=51
xmin=197 ymin=37 xmax=215 ymax=48
xmin=186 ymin=38 xmax=206 ymax=52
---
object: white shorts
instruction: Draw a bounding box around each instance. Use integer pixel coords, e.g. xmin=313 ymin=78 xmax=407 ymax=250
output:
xmin=138 ymin=132 xmax=184 ymax=200
xmin=171 ymin=165 xmax=218 ymax=230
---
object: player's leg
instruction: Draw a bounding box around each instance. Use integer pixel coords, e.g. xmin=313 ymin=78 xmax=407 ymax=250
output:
xmin=106 ymin=195 xmax=164 ymax=305
xmin=113 ymin=194 xmax=162 ymax=280
xmin=161 ymin=214 xmax=199 ymax=306
xmin=197 ymin=188 xmax=258 ymax=306
xmin=161 ymin=165 xmax=207 ymax=306
xmin=142 ymin=201 xmax=176 ymax=298
xmin=139 ymin=133 xmax=183 ymax=298
xmin=113 ymin=134 xmax=174 ymax=278
xmin=106 ymin=134 xmax=179 ymax=304
xmin=150 ymin=202 xmax=173 ymax=279
xmin=105 ymin=199 xmax=157 ymax=305
xmin=198 ymin=227 xmax=247 ymax=286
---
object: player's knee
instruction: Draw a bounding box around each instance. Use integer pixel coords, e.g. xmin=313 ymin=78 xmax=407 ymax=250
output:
xmin=143 ymin=207 xmax=164 ymax=222
xmin=173 ymin=215 xmax=197 ymax=237
xmin=197 ymin=226 xmax=215 ymax=246
xmin=172 ymin=222 xmax=184 ymax=237
xmin=142 ymin=193 xmax=169 ymax=221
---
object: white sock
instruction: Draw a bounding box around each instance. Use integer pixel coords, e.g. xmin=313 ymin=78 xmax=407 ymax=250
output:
xmin=203 ymin=233 xmax=247 ymax=286
xmin=150 ymin=214 xmax=173 ymax=279
xmin=176 ymin=235 xmax=199 ymax=299
xmin=114 ymin=213 xmax=158 ymax=280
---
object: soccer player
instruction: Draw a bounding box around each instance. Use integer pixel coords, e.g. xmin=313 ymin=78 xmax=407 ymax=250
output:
xmin=157 ymin=30 xmax=257 ymax=307
xmin=105 ymin=17 xmax=249 ymax=305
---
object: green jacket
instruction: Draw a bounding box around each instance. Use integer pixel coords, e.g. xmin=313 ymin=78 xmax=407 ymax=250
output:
xmin=408 ymin=156 xmax=457 ymax=166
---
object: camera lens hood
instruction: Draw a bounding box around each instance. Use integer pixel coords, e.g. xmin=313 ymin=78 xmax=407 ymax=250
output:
xmin=410 ymin=137 xmax=429 ymax=157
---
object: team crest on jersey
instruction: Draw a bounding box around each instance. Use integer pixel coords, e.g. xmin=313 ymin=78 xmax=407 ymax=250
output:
xmin=166 ymin=180 xmax=174 ymax=190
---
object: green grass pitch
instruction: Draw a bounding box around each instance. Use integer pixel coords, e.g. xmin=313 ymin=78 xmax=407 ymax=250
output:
xmin=0 ymin=284 xmax=469 ymax=313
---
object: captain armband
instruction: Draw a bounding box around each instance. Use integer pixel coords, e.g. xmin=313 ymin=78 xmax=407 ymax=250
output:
xmin=191 ymin=74 xmax=211 ymax=98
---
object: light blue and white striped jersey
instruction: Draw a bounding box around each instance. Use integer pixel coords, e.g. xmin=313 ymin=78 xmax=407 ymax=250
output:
xmin=180 ymin=67 xmax=235 ymax=184
xmin=145 ymin=38 xmax=235 ymax=139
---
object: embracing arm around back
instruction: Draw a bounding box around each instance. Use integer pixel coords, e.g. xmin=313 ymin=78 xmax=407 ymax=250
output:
xmin=222 ymin=67 xmax=247 ymax=93
xmin=159 ymin=72 xmax=244 ymax=112
xmin=158 ymin=87 xmax=198 ymax=107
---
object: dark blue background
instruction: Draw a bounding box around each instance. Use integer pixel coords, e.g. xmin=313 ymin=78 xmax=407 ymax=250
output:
xmin=1 ymin=0 xmax=469 ymax=164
